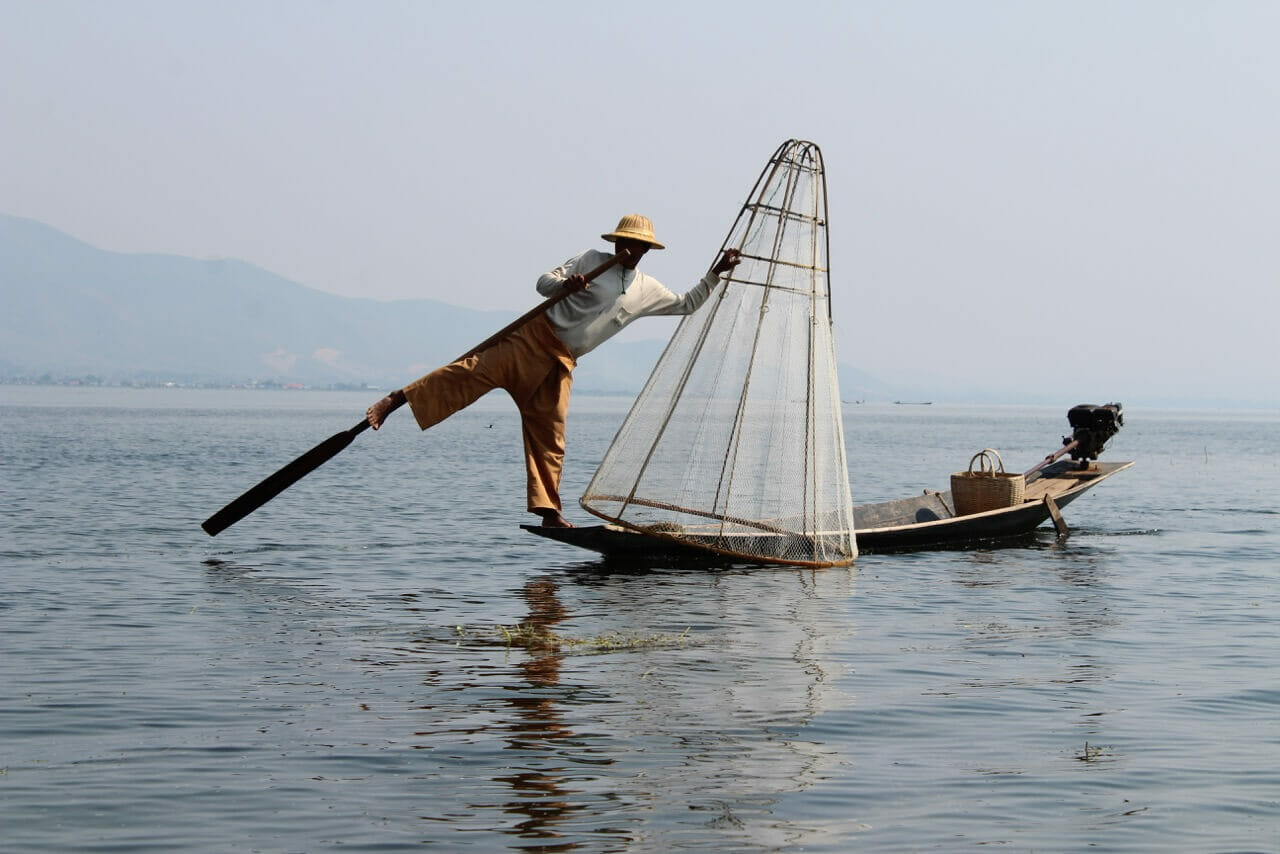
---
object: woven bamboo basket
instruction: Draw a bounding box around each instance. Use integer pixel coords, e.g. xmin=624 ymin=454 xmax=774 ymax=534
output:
xmin=950 ymin=448 xmax=1025 ymax=516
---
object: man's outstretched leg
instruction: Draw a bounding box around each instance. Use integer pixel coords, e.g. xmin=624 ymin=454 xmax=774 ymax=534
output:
xmin=371 ymin=354 xmax=501 ymax=433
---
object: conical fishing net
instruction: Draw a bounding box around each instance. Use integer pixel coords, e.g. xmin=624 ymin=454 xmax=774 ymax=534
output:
xmin=581 ymin=140 xmax=856 ymax=566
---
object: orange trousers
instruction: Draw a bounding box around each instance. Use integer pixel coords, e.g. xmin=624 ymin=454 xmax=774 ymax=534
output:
xmin=402 ymin=315 xmax=577 ymax=514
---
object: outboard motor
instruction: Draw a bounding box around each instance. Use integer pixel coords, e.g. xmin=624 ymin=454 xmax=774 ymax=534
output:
xmin=1066 ymin=402 xmax=1124 ymax=462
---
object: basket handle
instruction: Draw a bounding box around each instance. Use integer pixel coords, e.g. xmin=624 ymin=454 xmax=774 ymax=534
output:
xmin=967 ymin=448 xmax=1007 ymax=475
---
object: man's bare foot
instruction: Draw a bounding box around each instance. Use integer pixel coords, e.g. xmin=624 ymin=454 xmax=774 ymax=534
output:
xmin=366 ymin=389 xmax=406 ymax=430
xmin=536 ymin=509 xmax=574 ymax=528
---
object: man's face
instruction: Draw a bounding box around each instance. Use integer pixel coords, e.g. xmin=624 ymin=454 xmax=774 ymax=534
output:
xmin=616 ymin=238 xmax=650 ymax=268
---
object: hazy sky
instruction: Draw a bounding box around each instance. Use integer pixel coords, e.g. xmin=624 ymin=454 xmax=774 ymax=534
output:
xmin=3 ymin=0 xmax=1276 ymax=405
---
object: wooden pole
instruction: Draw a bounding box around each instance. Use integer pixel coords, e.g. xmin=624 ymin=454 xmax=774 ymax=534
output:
xmin=1023 ymin=439 xmax=1080 ymax=480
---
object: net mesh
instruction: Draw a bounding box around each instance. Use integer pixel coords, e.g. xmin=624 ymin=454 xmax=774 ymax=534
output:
xmin=580 ymin=140 xmax=856 ymax=566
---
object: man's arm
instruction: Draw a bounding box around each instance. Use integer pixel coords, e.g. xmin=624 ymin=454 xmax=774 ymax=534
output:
xmin=645 ymin=248 xmax=743 ymax=317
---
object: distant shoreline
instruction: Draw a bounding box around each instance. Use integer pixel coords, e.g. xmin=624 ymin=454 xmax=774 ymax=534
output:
xmin=2 ymin=381 xmax=1276 ymax=411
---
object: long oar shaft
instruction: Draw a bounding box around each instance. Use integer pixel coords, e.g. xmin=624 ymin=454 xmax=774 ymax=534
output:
xmin=456 ymin=251 xmax=623 ymax=361
xmin=201 ymin=251 xmax=626 ymax=536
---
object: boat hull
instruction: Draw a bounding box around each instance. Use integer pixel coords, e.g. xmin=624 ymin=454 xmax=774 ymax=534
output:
xmin=522 ymin=460 xmax=1133 ymax=562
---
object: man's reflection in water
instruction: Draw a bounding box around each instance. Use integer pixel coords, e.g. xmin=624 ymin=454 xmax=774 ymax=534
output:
xmin=463 ymin=567 xmax=857 ymax=850
xmin=490 ymin=576 xmax=592 ymax=850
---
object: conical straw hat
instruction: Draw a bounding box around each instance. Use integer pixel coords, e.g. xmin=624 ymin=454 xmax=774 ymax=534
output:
xmin=601 ymin=214 xmax=665 ymax=249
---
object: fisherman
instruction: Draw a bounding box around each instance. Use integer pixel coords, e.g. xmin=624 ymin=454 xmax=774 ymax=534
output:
xmin=365 ymin=214 xmax=741 ymax=528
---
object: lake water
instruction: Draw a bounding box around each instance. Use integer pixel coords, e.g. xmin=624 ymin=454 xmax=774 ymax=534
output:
xmin=2 ymin=386 xmax=1278 ymax=852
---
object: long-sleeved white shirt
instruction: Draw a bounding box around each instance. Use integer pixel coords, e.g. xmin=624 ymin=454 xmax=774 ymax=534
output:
xmin=536 ymin=249 xmax=720 ymax=358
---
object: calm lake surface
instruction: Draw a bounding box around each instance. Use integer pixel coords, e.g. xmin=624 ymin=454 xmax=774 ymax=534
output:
xmin=2 ymin=386 xmax=1278 ymax=852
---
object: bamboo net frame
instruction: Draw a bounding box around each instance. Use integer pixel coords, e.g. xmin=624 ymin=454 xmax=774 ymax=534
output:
xmin=580 ymin=140 xmax=856 ymax=567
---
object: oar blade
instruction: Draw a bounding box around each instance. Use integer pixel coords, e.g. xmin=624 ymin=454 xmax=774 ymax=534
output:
xmin=202 ymin=424 xmax=363 ymax=536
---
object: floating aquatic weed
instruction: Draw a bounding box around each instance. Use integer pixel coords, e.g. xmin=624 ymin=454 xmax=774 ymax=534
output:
xmin=456 ymin=622 xmax=693 ymax=655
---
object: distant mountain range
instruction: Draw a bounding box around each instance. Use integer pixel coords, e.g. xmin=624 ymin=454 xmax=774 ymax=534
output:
xmin=0 ymin=213 xmax=893 ymax=398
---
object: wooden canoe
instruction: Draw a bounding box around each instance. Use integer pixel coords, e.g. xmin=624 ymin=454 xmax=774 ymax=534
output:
xmin=522 ymin=458 xmax=1133 ymax=562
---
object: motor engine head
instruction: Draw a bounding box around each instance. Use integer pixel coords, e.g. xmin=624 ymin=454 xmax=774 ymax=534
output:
xmin=1065 ymin=402 xmax=1123 ymax=461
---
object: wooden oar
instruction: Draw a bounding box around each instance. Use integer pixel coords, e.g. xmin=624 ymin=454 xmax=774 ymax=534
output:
xmin=201 ymin=250 xmax=627 ymax=536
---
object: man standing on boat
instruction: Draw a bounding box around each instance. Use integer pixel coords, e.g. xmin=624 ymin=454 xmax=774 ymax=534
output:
xmin=364 ymin=214 xmax=741 ymax=528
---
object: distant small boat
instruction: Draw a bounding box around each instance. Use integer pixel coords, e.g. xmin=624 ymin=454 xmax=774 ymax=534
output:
xmin=894 ymin=400 xmax=932 ymax=405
